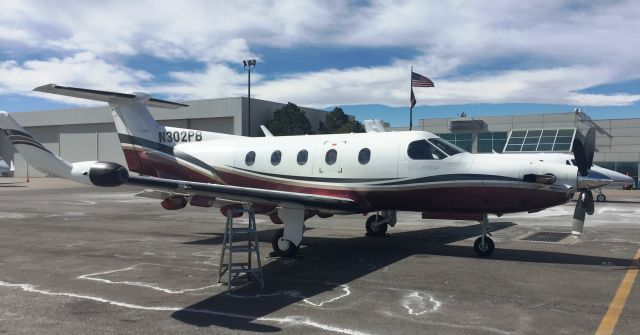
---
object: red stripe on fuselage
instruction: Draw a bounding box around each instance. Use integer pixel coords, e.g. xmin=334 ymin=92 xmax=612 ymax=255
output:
xmin=121 ymin=147 xmax=572 ymax=214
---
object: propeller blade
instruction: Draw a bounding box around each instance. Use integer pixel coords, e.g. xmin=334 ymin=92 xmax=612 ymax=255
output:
xmin=584 ymin=128 xmax=596 ymax=170
xmin=584 ymin=189 xmax=594 ymax=215
xmin=572 ymin=128 xmax=596 ymax=177
xmin=572 ymin=192 xmax=586 ymax=237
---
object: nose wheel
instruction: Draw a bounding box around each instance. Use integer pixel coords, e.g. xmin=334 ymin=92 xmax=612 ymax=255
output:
xmin=474 ymin=216 xmax=495 ymax=257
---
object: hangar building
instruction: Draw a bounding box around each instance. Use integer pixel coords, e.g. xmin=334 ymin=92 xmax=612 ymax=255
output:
xmin=392 ymin=110 xmax=639 ymax=187
xmin=0 ymin=97 xmax=328 ymax=177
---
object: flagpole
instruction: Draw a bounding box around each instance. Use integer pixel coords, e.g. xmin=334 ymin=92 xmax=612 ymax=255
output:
xmin=409 ymin=66 xmax=413 ymax=131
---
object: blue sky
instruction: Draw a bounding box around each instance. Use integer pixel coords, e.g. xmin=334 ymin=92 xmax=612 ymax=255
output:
xmin=1 ymin=1 xmax=639 ymax=126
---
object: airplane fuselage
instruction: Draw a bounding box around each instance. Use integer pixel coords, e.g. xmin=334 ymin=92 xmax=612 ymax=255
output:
xmin=124 ymin=130 xmax=578 ymax=216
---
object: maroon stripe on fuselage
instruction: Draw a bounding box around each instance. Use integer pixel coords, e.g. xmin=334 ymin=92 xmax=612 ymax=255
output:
xmin=122 ymin=148 xmax=572 ymax=214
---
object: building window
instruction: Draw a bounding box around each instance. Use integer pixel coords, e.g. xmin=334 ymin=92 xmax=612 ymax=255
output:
xmin=297 ymin=149 xmax=308 ymax=165
xmin=477 ymin=132 xmax=508 ymax=153
xmin=245 ymin=151 xmax=255 ymax=166
xmin=437 ymin=133 xmax=472 ymax=152
xmin=325 ymin=149 xmax=337 ymax=165
xmin=504 ymin=128 xmax=575 ymax=152
xmin=358 ymin=148 xmax=371 ymax=164
xmin=407 ymin=140 xmax=446 ymax=160
xmin=271 ymin=150 xmax=282 ymax=165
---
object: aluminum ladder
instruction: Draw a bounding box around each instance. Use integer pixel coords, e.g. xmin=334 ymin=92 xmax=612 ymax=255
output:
xmin=217 ymin=207 xmax=264 ymax=290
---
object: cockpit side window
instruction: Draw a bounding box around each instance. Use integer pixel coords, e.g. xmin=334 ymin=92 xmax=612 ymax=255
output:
xmin=407 ymin=140 xmax=447 ymax=160
xmin=428 ymin=138 xmax=465 ymax=156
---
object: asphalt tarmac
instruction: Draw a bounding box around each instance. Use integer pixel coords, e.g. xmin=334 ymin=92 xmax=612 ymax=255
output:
xmin=0 ymin=178 xmax=639 ymax=334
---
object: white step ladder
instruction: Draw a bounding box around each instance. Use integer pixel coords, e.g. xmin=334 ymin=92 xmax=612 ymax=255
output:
xmin=217 ymin=207 xmax=264 ymax=290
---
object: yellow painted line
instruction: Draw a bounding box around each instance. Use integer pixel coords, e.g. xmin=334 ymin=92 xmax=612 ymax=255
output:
xmin=595 ymin=248 xmax=640 ymax=335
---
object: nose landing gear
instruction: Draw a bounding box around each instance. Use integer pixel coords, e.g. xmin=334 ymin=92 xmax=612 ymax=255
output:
xmin=474 ymin=215 xmax=495 ymax=257
xmin=365 ymin=210 xmax=397 ymax=237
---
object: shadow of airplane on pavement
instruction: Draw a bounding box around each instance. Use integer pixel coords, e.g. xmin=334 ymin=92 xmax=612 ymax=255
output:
xmin=171 ymin=221 xmax=631 ymax=332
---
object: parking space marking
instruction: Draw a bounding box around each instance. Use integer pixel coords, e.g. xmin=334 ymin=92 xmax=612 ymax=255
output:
xmin=595 ymin=248 xmax=640 ymax=335
xmin=0 ymin=280 xmax=373 ymax=335
xmin=78 ymin=264 xmax=221 ymax=294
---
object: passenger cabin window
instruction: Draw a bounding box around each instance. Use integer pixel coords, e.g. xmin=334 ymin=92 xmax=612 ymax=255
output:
xmin=297 ymin=149 xmax=308 ymax=165
xmin=245 ymin=151 xmax=256 ymax=166
xmin=325 ymin=149 xmax=337 ymax=165
xmin=407 ymin=140 xmax=447 ymax=160
xmin=271 ymin=150 xmax=282 ymax=165
xmin=358 ymin=148 xmax=371 ymax=164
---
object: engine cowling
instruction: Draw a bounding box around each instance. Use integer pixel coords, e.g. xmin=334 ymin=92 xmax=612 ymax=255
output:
xmin=88 ymin=162 xmax=129 ymax=187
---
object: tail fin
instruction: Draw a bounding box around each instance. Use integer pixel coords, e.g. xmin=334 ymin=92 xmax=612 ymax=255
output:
xmin=0 ymin=111 xmax=95 ymax=184
xmin=34 ymin=84 xmax=191 ymax=177
xmin=33 ymin=84 xmax=232 ymax=181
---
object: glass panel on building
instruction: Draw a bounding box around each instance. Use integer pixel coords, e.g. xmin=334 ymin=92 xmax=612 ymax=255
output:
xmin=504 ymin=128 xmax=576 ymax=152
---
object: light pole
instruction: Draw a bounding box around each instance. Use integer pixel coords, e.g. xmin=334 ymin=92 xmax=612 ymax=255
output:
xmin=243 ymin=59 xmax=256 ymax=137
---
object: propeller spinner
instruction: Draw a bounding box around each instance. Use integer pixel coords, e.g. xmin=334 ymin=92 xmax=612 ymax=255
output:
xmin=571 ymin=128 xmax=596 ymax=237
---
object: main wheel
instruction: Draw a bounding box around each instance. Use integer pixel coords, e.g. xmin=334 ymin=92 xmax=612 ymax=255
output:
xmin=474 ymin=236 xmax=495 ymax=257
xmin=596 ymin=193 xmax=606 ymax=202
xmin=271 ymin=228 xmax=298 ymax=257
xmin=365 ymin=215 xmax=388 ymax=237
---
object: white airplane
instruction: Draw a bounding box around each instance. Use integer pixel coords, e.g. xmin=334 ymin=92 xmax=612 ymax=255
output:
xmin=365 ymin=119 xmax=634 ymax=202
xmin=0 ymin=84 xmax=610 ymax=257
xmin=0 ymin=159 xmax=12 ymax=174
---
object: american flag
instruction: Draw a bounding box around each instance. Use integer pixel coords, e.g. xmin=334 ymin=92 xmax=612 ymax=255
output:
xmin=410 ymin=88 xmax=416 ymax=108
xmin=411 ymin=71 xmax=434 ymax=87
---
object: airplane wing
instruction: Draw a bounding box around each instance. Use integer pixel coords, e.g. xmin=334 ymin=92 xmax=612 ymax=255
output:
xmin=124 ymin=174 xmax=360 ymax=211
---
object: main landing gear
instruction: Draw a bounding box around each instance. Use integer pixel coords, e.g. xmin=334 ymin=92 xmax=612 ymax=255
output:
xmin=269 ymin=205 xmax=305 ymax=258
xmin=474 ymin=215 xmax=495 ymax=257
xmin=365 ymin=210 xmax=397 ymax=237
xmin=271 ymin=228 xmax=298 ymax=257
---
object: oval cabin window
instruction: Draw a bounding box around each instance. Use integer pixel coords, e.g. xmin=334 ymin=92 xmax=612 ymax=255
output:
xmin=297 ymin=149 xmax=308 ymax=165
xmin=245 ymin=151 xmax=256 ymax=166
xmin=325 ymin=149 xmax=337 ymax=165
xmin=271 ymin=150 xmax=282 ymax=165
xmin=358 ymin=148 xmax=371 ymax=164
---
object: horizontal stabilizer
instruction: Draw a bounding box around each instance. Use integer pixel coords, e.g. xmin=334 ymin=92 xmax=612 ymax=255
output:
xmin=33 ymin=84 xmax=188 ymax=109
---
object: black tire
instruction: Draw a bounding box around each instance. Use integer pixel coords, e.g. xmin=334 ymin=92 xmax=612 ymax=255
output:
xmin=271 ymin=228 xmax=298 ymax=257
xmin=365 ymin=215 xmax=388 ymax=237
xmin=474 ymin=236 xmax=495 ymax=257
xmin=596 ymin=194 xmax=606 ymax=202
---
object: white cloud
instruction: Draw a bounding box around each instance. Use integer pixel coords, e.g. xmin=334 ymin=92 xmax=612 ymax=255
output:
xmin=0 ymin=52 xmax=152 ymax=104
xmin=1 ymin=0 xmax=639 ymax=108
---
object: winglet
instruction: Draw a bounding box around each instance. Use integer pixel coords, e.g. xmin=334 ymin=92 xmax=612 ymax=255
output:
xmin=33 ymin=84 xmax=188 ymax=109
xmin=260 ymin=125 xmax=274 ymax=137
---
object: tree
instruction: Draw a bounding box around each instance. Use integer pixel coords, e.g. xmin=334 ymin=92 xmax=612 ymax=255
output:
xmin=318 ymin=107 xmax=365 ymax=134
xmin=265 ymin=102 xmax=312 ymax=136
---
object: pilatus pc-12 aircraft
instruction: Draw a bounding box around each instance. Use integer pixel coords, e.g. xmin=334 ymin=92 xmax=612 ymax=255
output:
xmin=0 ymin=84 xmax=610 ymax=257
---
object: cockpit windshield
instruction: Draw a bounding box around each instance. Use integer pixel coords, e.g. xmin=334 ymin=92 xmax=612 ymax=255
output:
xmin=427 ymin=137 xmax=466 ymax=156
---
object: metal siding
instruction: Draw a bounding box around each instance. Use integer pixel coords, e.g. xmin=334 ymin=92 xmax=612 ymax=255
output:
xmin=513 ymin=115 xmax=544 ymax=123
xmin=611 ymin=119 xmax=640 ymax=128
xmin=542 ymin=113 xmax=576 ymax=122
xmin=190 ymin=117 xmax=234 ymax=134
xmin=158 ymin=119 xmax=188 ymax=128
xmin=540 ymin=122 xmax=577 ymax=129
xmin=610 ymin=128 xmax=640 ymax=136
xmin=60 ymin=124 xmax=98 ymax=162
xmin=97 ymin=123 xmax=126 ymax=164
